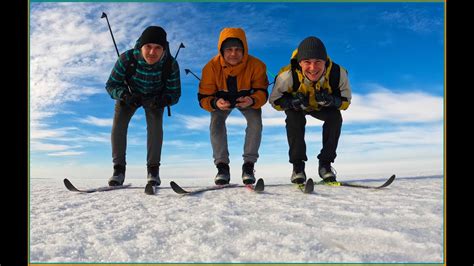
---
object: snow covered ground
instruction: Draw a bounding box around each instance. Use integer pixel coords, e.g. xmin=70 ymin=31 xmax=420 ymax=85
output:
xmin=29 ymin=174 xmax=443 ymax=263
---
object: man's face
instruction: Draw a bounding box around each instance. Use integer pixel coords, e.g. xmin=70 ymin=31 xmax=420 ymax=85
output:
xmin=141 ymin=43 xmax=164 ymax=65
xmin=299 ymin=59 xmax=326 ymax=82
xmin=223 ymin=47 xmax=244 ymax=66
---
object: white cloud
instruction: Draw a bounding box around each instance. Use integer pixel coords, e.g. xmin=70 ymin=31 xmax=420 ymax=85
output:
xmin=175 ymin=114 xmax=209 ymax=130
xmin=47 ymin=151 xmax=85 ymax=157
xmin=30 ymin=126 xmax=77 ymax=140
xmin=343 ymin=89 xmax=443 ymax=123
xmin=78 ymin=116 xmax=112 ymax=127
xmin=164 ymin=140 xmax=209 ymax=150
xmin=379 ymin=7 xmax=443 ymax=34
xmin=83 ymin=134 xmax=110 ymax=143
xmin=30 ymin=141 xmax=80 ymax=152
xmin=342 ymin=124 xmax=442 ymax=147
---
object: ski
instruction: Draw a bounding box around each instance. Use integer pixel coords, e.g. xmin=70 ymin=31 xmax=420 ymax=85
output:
xmin=245 ymin=178 xmax=265 ymax=193
xmin=316 ymin=174 xmax=396 ymax=189
xmin=63 ymin=178 xmax=132 ymax=193
xmin=295 ymin=178 xmax=314 ymax=194
xmin=144 ymin=183 xmax=156 ymax=195
xmin=170 ymin=181 xmax=239 ymax=195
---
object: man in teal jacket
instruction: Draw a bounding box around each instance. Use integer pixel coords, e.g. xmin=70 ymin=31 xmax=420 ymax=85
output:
xmin=105 ymin=26 xmax=181 ymax=187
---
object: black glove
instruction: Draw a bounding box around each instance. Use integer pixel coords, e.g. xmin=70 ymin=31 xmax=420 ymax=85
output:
xmin=152 ymin=94 xmax=172 ymax=109
xmin=276 ymin=92 xmax=309 ymax=111
xmin=121 ymin=92 xmax=141 ymax=108
xmin=315 ymin=91 xmax=342 ymax=108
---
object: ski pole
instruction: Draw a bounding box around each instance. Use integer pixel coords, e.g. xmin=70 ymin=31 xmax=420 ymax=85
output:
xmin=101 ymin=12 xmax=133 ymax=94
xmin=164 ymin=42 xmax=186 ymax=117
xmin=101 ymin=12 xmax=120 ymax=58
xmin=175 ymin=42 xmax=185 ymax=58
xmin=185 ymin=69 xmax=201 ymax=81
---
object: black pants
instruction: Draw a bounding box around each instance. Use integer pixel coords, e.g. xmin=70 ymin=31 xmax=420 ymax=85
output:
xmin=285 ymin=108 xmax=342 ymax=165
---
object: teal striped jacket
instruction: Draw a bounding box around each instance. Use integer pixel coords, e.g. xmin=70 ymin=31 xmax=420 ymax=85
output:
xmin=105 ymin=47 xmax=181 ymax=106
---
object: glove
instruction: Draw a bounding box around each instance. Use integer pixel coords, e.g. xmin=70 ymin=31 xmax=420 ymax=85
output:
xmin=292 ymin=92 xmax=309 ymax=110
xmin=315 ymin=91 xmax=342 ymax=108
xmin=276 ymin=92 xmax=309 ymax=111
xmin=121 ymin=92 xmax=141 ymax=108
xmin=152 ymin=94 xmax=172 ymax=109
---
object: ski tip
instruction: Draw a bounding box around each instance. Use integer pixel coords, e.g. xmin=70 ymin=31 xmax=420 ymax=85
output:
xmin=304 ymin=178 xmax=314 ymax=193
xmin=254 ymin=178 xmax=265 ymax=192
xmin=170 ymin=181 xmax=188 ymax=194
xmin=144 ymin=183 xmax=155 ymax=195
xmin=381 ymin=174 xmax=396 ymax=188
xmin=63 ymin=178 xmax=79 ymax=192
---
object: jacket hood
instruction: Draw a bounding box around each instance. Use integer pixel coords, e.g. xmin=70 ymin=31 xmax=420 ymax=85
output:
xmin=217 ymin=28 xmax=249 ymax=64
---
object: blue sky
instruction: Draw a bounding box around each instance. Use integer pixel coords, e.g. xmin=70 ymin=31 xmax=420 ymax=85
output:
xmin=29 ymin=2 xmax=444 ymax=181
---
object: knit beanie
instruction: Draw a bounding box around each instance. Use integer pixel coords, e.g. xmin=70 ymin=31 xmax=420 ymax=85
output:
xmin=296 ymin=36 xmax=327 ymax=62
xmin=138 ymin=26 xmax=167 ymax=48
xmin=221 ymin=38 xmax=244 ymax=52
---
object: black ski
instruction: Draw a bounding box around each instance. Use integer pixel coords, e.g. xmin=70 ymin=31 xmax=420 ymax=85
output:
xmin=295 ymin=178 xmax=314 ymax=194
xmin=316 ymin=174 xmax=396 ymax=189
xmin=245 ymin=178 xmax=265 ymax=192
xmin=63 ymin=178 xmax=131 ymax=193
xmin=170 ymin=181 xmax=238 ymax=195
xmin=144 ymin=183 xmax=156 ymax=195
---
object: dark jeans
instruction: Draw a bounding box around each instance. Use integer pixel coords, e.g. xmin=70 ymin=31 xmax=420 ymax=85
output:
xmin=111 ymin=101 xmax=164 ymax=168
xmin=285 ymin=107 xmax=342 ymax=165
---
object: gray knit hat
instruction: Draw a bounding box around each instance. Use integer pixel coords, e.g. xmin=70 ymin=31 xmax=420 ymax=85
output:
xmin=297 ymin=36 xmax=327 ymax=62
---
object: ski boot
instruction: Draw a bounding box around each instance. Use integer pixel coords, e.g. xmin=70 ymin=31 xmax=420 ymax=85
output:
xmin=215 ymin=163 xmax=230 ymax=185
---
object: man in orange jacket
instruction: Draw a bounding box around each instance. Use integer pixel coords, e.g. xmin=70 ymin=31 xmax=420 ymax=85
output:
xmin=198 ymin=27 xmax=269 ymax=185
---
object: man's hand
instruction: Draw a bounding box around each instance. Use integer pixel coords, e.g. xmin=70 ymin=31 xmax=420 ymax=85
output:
xmin=121 ymin=92 xmax=141 ymax=108
xmin=140 ymin=94 xmax=171 ymax=109
xmin=154 ymin=94 xmax=172 ymax=108
xmin=235 ymin=96 xmax=254 ymax=108
xmin=315 ymin=91 xmax=341 ymax=108
xmin=215 ymin=98 xmax=232 ymax=110
xmin=276 ymin=93 xmax=308 ymax=111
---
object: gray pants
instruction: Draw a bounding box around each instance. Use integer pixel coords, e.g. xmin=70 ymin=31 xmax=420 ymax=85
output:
xmin=111 ymin=101 xmax=164 ymax=168
xmin=210 ymin=108 xmax=262 ymax=165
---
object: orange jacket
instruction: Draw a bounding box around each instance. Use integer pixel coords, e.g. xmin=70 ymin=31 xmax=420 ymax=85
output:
xmin=198 ymin=28 xmax=269 ymax=112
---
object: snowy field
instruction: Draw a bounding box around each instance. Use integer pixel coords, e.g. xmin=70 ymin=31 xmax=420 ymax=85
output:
xmin=29 ymin=174 xmax=444 ymax=263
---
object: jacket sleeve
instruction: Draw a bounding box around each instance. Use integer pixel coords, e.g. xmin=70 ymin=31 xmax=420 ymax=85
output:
xmin=164 ymin=58 xmax=181 ymax=106
xmin=249 ymin=62 xmax=269 ymax=109
xmin=198 ymin=63 xmax=218 ymax=112
xmin=269 ymin=70 xmax=293 ymax=111
xmin=338 ymin=67 xmax=351 ymax=110
xmin=105 ymin=52 xmax=131 ymax=100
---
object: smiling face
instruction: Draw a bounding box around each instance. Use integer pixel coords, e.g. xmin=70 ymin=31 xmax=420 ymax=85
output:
xmin=222 ymin=46 xmax=244 ymax=66
xmin=141 ymin=43 xmax=165 ymax=65
xmin=299 ymin=59 xmax=326 ymax=82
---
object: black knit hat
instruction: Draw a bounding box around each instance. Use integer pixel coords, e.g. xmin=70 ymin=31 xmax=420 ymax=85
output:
xmin=139 ymin=26 xmax=167 ymax=48
xmin=297 ymin=36 xmax=327 ymax=62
